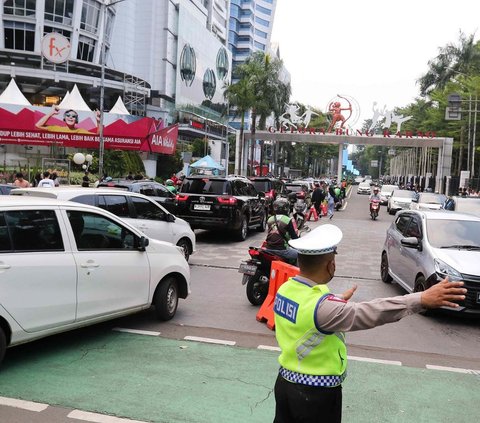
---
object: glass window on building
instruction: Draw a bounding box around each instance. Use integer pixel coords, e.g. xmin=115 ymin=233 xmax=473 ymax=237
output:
xmin=43 ymin=26 xmax=71 ymax=40
xmin=254 ymin=41 xmax=265 ymax=50
xmin=77 ymin=35 xmax=96 ymax=62
xmin=3 ymin=0 xmax=36 ymax=17
xmin=44 ymin=0 xmax=74 ymax=25
xmin=255 ymin=16 xmax=269 ymax=27
xmin=4 ymin=21 xmax=35 ymax=51
xmin=256 ymin=4 xmax=272 ymax=15
xmin=104 ymin=8 xmax=115 ymax=43
xmin=80 ymin=0 xmax=101 ymax=34
xmin=255 ymin=28 xmax=267 ymax=39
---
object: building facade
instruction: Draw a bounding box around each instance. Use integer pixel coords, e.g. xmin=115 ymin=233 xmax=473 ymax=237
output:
xmin=0 ymin=0 xmax=233 ymax=178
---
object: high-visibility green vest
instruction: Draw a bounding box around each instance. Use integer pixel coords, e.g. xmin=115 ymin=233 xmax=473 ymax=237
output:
xmin=274 ymin=277 xmax=347 ymax=382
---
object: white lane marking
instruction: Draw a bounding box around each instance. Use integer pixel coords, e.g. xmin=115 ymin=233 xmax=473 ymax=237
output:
xmin=426 ymin=365 xmax=480 ymax=374
xmin=112 ymin=328 xmax=161 ymax=336
xmin=0 ymin=396 xmax=48 ymax=412
xmin=68 ymin=410 xmax=148 ymax=422
xmin=348 ymin=355 xmax=402 ymax=366
xmin=184 ymin=336 xmax=236 ymax=346
xmin=258 ymin=345 xmax=281 ymax=351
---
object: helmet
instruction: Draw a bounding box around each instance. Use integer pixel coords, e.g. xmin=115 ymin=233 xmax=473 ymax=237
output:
xmin=165 ymin=179 xmax=174 ymax=186
xmin=273 ymin=198 xmax=290 ymax=215
xmin=373 ymin=186 xmax=379 ymax=192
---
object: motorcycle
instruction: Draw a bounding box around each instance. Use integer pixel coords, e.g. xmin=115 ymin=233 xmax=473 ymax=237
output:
xmin=370 ymin=199 xmax=380 ymax=220
xmin=239 ymin=245 xmax=294 ymax=306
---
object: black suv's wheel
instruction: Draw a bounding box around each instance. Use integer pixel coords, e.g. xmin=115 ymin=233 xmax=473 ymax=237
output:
xmin=256 ymin=212 xmax=266 ymax=232
xmin=380 ymin=253 xmax=393 ymax=283
xmin=176 ymin=238 xmax=191 ymax=262
xmin=234 ymin=215 xmax=248 ymax=241
xmin=153 ymin=277 xmax=179 ymax=321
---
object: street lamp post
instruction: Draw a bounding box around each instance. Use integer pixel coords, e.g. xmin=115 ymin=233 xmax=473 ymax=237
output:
xmin=98 ymin=0 xmax=126 ymax=179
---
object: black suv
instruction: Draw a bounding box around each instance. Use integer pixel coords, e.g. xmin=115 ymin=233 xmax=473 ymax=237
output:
xmin=176 ymin=175 xmax=266 ymax=241
xmin=98 ymin=179 xmax=177 ymax=214
xmin=248 ymin=177 xmax=286 ymax=214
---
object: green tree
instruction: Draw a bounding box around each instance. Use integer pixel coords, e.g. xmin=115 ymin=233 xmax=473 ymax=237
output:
xmin=224 ymin=76 xmax=255 ymax=174
xmin=233 ymin=51 xmax=288 ymax=175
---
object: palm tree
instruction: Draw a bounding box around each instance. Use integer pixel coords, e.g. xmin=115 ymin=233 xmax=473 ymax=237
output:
xmin=238 ymin=51 xmax=288 ymax=175
xmin=418 ymin=32 xmax=480 ymax=96
xmin=224 ymin=77 xmax=255 ymax=174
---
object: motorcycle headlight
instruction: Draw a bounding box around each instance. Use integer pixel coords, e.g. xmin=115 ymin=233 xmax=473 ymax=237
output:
xmin=434 ymin=258 xmax=462 ymax=280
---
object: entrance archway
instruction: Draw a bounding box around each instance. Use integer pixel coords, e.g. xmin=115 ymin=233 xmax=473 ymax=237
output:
xmin=244 ymin=131 xmax=453 ymax=193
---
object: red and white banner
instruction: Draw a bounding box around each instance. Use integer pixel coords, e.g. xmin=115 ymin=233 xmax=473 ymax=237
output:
xmin=148 ymin=124 xmax=178 ymax=155
xmin=0 ymin=104 xmax=177 ymax=154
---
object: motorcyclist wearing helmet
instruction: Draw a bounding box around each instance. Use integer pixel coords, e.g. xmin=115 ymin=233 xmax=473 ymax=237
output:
xmin=165 ymin=179 xmax=177 ymax=194
xmin=369 ymin=186 xmax=381 ymax=202
xmin=265 ymin=198 xmax=299 ymax=263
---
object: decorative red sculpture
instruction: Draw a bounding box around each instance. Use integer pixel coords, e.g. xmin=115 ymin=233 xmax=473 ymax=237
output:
xmin=327 ymin=97 xmax=352 ymax=132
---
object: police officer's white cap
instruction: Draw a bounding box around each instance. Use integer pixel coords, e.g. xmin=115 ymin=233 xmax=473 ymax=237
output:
xmin=288 ymin=224 xmax=343 ymax=255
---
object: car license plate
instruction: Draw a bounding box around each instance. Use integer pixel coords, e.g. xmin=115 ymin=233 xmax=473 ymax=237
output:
xmin=238 ymin=262 xmax=257 ymax=275
xmin=194 ymin=204 xmax=211 ymax=211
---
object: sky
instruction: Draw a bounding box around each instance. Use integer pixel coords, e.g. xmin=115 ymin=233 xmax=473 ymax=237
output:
xmin=271 ymin=0 xmax=480 ymax=126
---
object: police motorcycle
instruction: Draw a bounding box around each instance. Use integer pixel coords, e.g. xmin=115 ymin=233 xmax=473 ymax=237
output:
xmin=239 ymin=198 xmax=299 ymax=306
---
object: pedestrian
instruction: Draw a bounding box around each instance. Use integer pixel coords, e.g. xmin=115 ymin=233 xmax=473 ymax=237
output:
xmin=311 ymin=183 xmax=325 ymax=217
xmin=13 ymin=172 xmax=30 ymax=188
xmin=37 ymin=171 xmax=55 ymax=188
xmin=273 ymin=224 xmax=466 ymax=423
xmin=82 ymin=171 xmax=90 ymax=187
xmin=51 ymin=172 xmax=60 ymax=187
xmin=327 ymin=185 xmax=336 ymax=219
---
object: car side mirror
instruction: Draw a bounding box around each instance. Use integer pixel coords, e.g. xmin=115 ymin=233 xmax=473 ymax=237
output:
xmin=138 ymin=236 xmax=149 ymax=251
xmin=401 ymin=236 xmax=421 ymax=250
xmin=166 ymin=213 xmax=175 ymax=223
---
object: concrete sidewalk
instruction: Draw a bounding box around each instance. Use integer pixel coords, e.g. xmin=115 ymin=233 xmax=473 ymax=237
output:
xmin=0 ymin=331 xmax=478 ymax=423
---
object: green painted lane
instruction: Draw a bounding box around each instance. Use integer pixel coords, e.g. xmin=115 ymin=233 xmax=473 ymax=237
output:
xmin=0 ymin=331 xmax=478 ymax=423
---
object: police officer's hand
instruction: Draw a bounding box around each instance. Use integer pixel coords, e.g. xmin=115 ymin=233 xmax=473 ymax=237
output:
xmin=420 ymin=279 xmax=466 ymax=309
xmin=341 ymin=284 xmax=357 ymax=301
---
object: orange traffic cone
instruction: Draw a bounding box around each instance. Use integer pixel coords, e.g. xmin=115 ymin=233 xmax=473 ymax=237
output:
xmin=256 ymin=260 xmax=299 ymax=330
xmin=307 ymin=205 xmax=319 ymax=222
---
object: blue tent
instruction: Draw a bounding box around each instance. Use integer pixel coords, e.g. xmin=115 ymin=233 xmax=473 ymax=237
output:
xmin=188 ymin=155 xmax=225 ymax=175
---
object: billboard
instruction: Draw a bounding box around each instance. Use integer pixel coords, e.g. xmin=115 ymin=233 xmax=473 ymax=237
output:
xmin=0 ymin=103 xmax=178 ymax=155
xmin=175 ymin=6 xmax=231 ymax=115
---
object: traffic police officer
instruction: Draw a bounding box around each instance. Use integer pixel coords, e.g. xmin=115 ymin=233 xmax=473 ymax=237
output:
xmin=273 ymin=224 xmax=467 ymax=423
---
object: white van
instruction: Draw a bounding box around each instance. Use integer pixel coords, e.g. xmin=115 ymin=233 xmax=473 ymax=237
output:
xmin=0 ymin=196 xmax=191 ymax=365
xmin=11 ymin=187 xmax=196 ymax=261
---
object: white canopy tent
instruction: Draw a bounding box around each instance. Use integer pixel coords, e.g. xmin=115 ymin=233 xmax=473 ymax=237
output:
xmin=0 ymin=78 xmax=31 ymax=105
xmin=57 ymin=84 xmax=91 ymax=111
xmin=109 ymin=96 xmax=130 ymax=115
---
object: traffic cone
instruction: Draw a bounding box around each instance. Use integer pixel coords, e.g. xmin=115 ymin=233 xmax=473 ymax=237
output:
xmin=256 ymin=260 xmax=299 ymax=330
xmin=307 ymin=205 xmax=318 ymax=221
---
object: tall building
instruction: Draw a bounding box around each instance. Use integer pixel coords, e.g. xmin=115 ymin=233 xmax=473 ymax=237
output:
xmin=0 ymin=0 xmax=234 ymax=177
xmin=228 ymin=0 xmax=277 ymax=74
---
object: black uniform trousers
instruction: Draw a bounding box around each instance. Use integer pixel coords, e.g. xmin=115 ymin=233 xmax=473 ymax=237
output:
xmin=274 ymin=374 xmax=342 ymax=423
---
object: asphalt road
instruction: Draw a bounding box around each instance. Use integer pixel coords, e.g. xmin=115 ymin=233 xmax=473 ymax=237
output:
xmin=1 ymin=186 xmax=479 ymax=423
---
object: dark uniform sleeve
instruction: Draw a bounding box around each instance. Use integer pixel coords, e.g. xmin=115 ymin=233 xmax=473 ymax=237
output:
xmin=315 ymin=293 xmax=424 ymax=332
